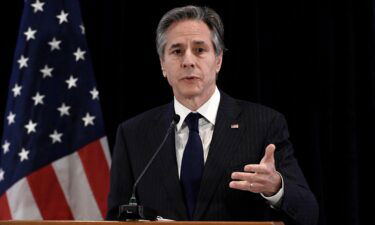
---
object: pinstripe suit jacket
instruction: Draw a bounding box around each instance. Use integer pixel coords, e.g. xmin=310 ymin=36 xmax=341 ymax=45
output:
xmin=107 ymin=92 xmax=319 ymax=225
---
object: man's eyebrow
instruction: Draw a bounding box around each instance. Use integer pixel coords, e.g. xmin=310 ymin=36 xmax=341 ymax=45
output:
xmin=169 ymin=41 xmax=207 ymax=49
xmin=192 ymin=40 xmax=206 ymax=45
xmin=169 ymin=43 xmax=183 ymax=49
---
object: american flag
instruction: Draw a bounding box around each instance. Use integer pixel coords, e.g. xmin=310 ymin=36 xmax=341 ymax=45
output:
xmin=0 ymin=0 xmax=111 ymax=220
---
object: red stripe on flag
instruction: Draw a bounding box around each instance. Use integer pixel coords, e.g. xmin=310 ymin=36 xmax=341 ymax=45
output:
xmin=0 ymin=193 xmax=12 ymax=219
xmin=78 ymin=139 xmax=110 ymax=218
xmin=27 ymin=165 xmax=73 ymax=219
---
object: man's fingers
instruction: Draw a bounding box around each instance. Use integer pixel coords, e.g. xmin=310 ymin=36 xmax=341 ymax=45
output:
xmin=260 ymin=144 xmax=276 ymax=164
xmin=244 ymin=164 xmax=268 ymax=173
xmin=231 ymin=172 xmax=250 ymax=180
xmin=231 ymin=144 xmax=280 ymax=195
xmin=229 ymin=180 xmax=248 ymax=191
xmin=229 ymin=181 xmax=261 ymax=193
xmin=231 ymin=172 xmax=262 ymax=182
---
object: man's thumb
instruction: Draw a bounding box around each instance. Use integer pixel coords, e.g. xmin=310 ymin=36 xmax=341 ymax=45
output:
xmin=261 ymin=144 xmax=276 ymax=164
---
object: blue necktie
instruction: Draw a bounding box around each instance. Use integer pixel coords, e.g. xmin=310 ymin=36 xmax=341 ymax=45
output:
xmin=181 ymin=112 xmax=204 ymax=219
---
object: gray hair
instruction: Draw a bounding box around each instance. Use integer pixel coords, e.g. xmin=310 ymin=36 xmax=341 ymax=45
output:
xmin=156 ymin=5 xmax=225 ymax=58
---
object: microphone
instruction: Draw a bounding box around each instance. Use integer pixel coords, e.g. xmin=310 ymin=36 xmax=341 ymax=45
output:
xmin=118 ymin=114 xmax=180 ymax=221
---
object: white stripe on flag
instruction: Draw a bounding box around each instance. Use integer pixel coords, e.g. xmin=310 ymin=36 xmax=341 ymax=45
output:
xmin=100 ymin=136 xmax=111 ymax=168
xmin=52 ymin=151 xmax=102 ymax=220
xmin=7 ymin=178 xmax=43 ymax=219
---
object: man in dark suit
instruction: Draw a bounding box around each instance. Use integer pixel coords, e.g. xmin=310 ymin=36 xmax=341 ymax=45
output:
xmin=107 ymin=5 xmax=319 ymax=225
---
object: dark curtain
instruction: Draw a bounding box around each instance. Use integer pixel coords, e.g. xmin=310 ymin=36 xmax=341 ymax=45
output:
xmin=1 ymin=0 xmax=374 ymax=224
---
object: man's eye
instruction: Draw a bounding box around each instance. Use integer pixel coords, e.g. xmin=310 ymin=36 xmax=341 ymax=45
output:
xmin=172 ymin=49 xmax=182 ymax=55
xmin=196 ymin=48 xmax=205 ymax=53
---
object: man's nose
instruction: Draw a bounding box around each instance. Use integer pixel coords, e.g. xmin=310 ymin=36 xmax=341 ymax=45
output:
xmin=181 ymin=50 xmax=195 ymax=68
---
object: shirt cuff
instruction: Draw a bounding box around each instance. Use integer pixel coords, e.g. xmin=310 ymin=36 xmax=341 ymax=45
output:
xmin=260 ymin=172 xmax=284 ymax=207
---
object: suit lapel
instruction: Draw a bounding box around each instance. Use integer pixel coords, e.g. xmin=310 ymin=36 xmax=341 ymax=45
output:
xmin=194 ymin=92 xmax=245 ymax=220
xmin=149 ymin=103 xmax=188 ymax=220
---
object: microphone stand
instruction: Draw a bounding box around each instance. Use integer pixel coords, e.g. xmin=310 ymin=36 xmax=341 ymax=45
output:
xmin=118 ymin=115 xmax=180 ymax=221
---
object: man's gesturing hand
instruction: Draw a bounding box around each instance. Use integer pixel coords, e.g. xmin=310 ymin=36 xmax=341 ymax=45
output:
xmin=229 ymin=144 xmax=282 ymax=197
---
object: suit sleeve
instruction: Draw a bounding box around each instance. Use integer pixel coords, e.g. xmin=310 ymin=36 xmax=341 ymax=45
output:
xmin=266 ymin=113 xmax=319 ymax=225
xmin=106 ymin=123 xmax=135 ymax=220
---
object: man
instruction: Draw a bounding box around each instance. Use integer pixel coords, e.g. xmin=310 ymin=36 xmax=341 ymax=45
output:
xmin=107 ymin=5 xmax=319 ymax=225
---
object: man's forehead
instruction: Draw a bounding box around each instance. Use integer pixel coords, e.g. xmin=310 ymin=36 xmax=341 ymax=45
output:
xmin=166 ymin=20 xmax=211 ymax=37
xmin=167 ymin=20 xmax=210 ymax=33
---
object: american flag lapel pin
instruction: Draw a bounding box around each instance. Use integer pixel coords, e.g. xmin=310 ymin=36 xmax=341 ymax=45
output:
xmin=231 ymin=123 xmax=239 ymax=129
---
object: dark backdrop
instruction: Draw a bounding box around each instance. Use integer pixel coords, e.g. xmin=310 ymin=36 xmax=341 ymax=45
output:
xmin=1 ymin=0 xmax=374 ymax=225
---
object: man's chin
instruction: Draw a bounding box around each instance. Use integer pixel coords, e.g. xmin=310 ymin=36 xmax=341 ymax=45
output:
xmin=176 ymin=89 xmax=202 ymax=99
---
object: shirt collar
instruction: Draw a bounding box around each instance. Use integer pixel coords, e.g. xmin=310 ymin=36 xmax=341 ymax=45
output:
xmin=174 ymin=87 xmax=221 ymax=131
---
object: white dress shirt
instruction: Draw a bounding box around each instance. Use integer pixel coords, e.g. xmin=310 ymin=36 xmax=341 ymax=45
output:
xmin=173 ymin=86 xmax=284 ymax=206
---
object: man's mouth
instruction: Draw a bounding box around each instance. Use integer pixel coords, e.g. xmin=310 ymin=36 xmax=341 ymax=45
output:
xmin=182 ymin=75 xmax=200 ymax=80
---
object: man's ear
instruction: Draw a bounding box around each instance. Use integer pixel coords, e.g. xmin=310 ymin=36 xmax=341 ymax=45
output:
xmin=215 ymin=52 xmax=223 ymax=73
xmin=160 ymin=57 xmax=166 ymax=77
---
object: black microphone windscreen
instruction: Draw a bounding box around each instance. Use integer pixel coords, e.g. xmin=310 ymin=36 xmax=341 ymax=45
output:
xmin=173 ymin=114 xmax=180 ymax=124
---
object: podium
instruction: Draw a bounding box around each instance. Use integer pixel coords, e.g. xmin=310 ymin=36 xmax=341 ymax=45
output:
xmin=0 ymin=221 xmax=284 ymax=225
